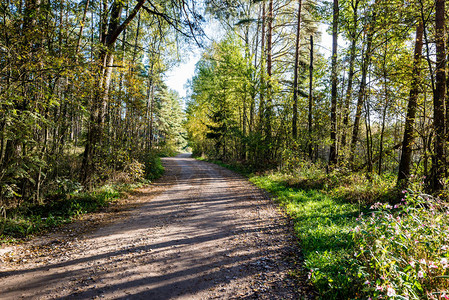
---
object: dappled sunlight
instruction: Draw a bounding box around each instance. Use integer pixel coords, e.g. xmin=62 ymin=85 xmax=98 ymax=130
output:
xmin=1 ymin=154 xmax=300 ymax=299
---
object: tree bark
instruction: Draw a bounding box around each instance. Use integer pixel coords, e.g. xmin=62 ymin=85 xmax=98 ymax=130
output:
xmin=265 ymin=0 xmax=273 ymax=145
xmin=397 ymin=21 xmax=423 ymax=185
xmin=431 ymin=0 xmax=446 ymax=191
xmin=340 ymin=0 xmax=359 ymax=152
xmin=329 ymin=0 xmax=339 ymax=165
xmin=258 ymin=1 xmax=265 ymax=134
xmin=308 ymin=35 xmax=313 ymax=159
xmin=292 ymin=0 xmax=302 ymax=140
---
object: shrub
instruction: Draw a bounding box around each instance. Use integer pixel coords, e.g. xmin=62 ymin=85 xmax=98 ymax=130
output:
xmin=142 ymin=152 xmax=164 ymax=180
xmin=353 ymin=191 xmax=449 ymax=299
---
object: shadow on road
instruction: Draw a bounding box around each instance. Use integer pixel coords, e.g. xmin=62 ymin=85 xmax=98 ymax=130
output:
xmin=0 ymin=154 xmax=303 ymax=299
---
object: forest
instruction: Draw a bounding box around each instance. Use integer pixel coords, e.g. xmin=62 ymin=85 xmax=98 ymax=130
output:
xmin=0 ymin=0 xmax=189 ymax=216
xmin=187 ymin=0 xmax=449 ymax=298
xmin=187 ymin=0 xmax=447 ymax=191
xmin=1 ymin=0 xmax=449 ymax=299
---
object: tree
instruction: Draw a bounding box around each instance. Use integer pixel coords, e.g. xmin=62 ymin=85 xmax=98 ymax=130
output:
xmin=397 ymin=21 xmax=424 ymax=186
xmin=0 ymin=0 xmax=202 ymax=205
xmin=431 ymin=0 xmax=446 ymax=191
xmin=329 ymin=0 xmax=339 ymax=165
xmin=340 ymin=0 xmax=359 ymax=154
xmin=308 ymin=35 xmax=314 ymax=159
xmin=292 ymin=0 xmax=303 ymax=139
xmin=349 ymin=5 xmax=376 ymax=164
xmin=82 ymin=0 xmax=146 ymax=184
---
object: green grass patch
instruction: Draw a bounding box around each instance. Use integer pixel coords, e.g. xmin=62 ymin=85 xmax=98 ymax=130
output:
xmin=250 ymin=174 xmax=364 ymax=299
xmin=201 ymin=158 xmax=447 ymax=299
xmin=0 ymin=183 xmax=141 ymax=243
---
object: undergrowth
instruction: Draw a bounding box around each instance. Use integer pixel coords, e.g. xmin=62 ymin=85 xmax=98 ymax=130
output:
xmin=0 ymin=151 xmax=167 ymax=243
xmin=202 ymin=156 xmax=449 ymax=299
xmin=250 ymin=173 xmax=364 ymax=299
xmin=0 ymin=183 xmax=141 ymax=243
xmin=142 ymin=152 xmax=165 ymax=180
xmin=353 ymin=190 xmax=449 ymax=299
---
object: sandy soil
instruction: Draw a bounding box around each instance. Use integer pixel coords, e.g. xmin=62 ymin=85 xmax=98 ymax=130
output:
xmin=0 ymin=154 xmax=314 ymax=299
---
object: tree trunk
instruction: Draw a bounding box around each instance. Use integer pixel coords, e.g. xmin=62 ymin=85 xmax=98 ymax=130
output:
xmin=265 ymin=0 xmax=273 ymax=146
xmin=75 ymin=0 xmax=89 ymax=57
xmin=397 ymin=21 xmax=423 ymax=185
xmin=329 ymin=0 xmax=339 ymax=165
xmin=341 ymin=0 xmax=359 ymax=153
xmin=258 ymin=1 xmax=265 ymax=135
xmin=431 ymin=0 xmax=446 ymax=191
xmin=350 ymin=14 xmax=374 ymax=163
xmin=308 ymin=35 xmax=314 ymax=159
xmin=82 ymin=0 xmax=146 ymax=184
xmin=364 ymin=91 xmax=373 ymax=174
xmin=292 ymin=0 xmax=302 ymax=140
xmin=378 ymin=36 xmax=390 ymax=175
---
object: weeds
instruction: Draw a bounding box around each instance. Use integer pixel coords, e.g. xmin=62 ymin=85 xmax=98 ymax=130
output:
xmin=353 ymin=190 xmax=449 ymax=299
xmin=250 ymin=174 xmax=363 ymax=299
xmin=250 ymin=166 xmax=449 ymax=299
xmin=0 ymin=183 xmax=142 ymax=243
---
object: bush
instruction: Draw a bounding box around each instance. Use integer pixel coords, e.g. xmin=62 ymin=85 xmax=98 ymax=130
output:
xmin=353 ymin=191 xmax=449 ymax=299
xmin=142 ymin=152 xmax=165 ymax=180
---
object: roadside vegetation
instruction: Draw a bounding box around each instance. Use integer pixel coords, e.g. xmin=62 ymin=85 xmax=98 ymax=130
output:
xmin=0 ymin=0 xmax=188 ymax=242
xmin=186 ymin=0 xmax=449 ymax=298
xmin=0 ymin=150 xmax=167 ymax=243
xmin=204 ymin=157 xmax=449 ymax=299
xmin=3 ymin=0 xmax=449 ymax=298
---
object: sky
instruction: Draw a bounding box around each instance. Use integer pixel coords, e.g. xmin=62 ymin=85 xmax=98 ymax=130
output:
xmin=165 ymin=18 xmax=222 ymax=99
xmin=165 ymin=54 xmax=199 ymax=98
xmin=165 ymin=24 xmax=334 ymax=99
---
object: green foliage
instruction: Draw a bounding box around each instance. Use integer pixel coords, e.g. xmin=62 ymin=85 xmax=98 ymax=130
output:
xmin=275 ymin=158 xmax=398 ymax=206
xmin=213 ymin=154 xmax=424 ymax=298
xmin=0 ymin=0 xmax=188 ymax=210
xmin=186 ymin=34 xmax=257 ymax=161
xmin=353 ymin=191 xmax=449 ymax=299
xmin=0 ymin=183 xmax=139 ymax=242
xmin=244 ymin=162 xmax=449 ymax=299
xmin=142 ymin=152 xmax=165 ymax=180
xmin=249 ymin=173 xmax=363 ymax=299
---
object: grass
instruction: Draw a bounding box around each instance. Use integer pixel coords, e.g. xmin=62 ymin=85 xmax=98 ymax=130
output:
xmin=250 ymin=174 xmax=364 ymax=299
xmin=208 ymin=157 xmax=449 ymax=299
xmin=199 ymin=156 xmax=402 ymax=298
xmin=0 ymin=183 xmax=142 ymax=243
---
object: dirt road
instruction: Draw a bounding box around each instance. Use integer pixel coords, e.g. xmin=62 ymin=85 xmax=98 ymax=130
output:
xmin=0 ymin=154 xmax=310 ymax=299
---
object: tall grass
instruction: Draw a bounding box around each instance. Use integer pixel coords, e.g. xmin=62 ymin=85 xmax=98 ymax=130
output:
xmin=248 ymin=164 xmax=449 ymax=299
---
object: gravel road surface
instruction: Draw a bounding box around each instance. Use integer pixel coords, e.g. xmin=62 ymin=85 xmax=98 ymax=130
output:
xmin=0 ymin=154 xmax=312 ymax=299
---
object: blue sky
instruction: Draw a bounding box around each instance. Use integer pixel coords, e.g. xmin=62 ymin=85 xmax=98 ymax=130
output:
xmin=165 ymin=24 xmax=334 ymax=99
